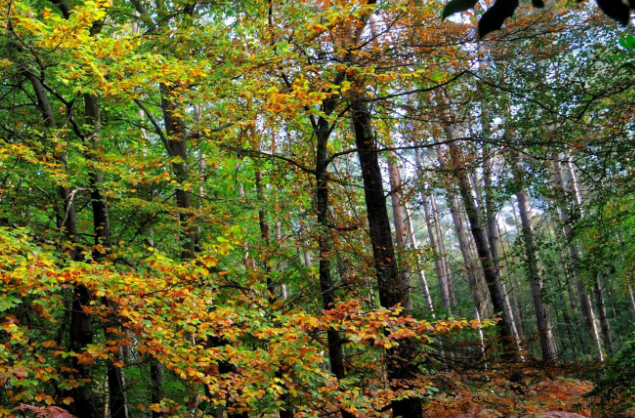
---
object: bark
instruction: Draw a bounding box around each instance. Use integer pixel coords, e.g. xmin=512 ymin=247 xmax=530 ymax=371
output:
xmin=566 ymin=162 xmax=614 ymax=354
xmin=159 ymin=84 xmax=198 ymax=259
xmin=515 ymin=190 xmax=557 ymax=360
xmin=495 ymin=222 xmax=525 ymax=341
xmin=150 ymin=362 xmax=164 ymax=418
xmin=387 ymin=152 xmax=412 ymax=309
xmin=451 ymin=193 xmax=485 ymax=315
xmin=404 ymin=204 xmax=434 ymax=313
xmin=255 ymin=168 xmax=277 ymax=301
xmin=629 ymin=286 xmax=635 ymax=318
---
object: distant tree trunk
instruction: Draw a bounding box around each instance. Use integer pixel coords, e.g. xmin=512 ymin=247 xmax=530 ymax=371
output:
xmin=553 ymin=159 xmax=604 ymax=360
xmin=515 ymin=190 xmax=557 ymax=360
xmin=420 ymin=189 xmax=451 ymax=313
xmin=495 ymin=222 xmax=525 ymax=341
xmin=404 ymin=204 xmax=434 ymax=313
xmin=629 ymin=286 xmax=635 ymax=318
xmin=443 ymin=135 xmax=521 ymax=358
xmin=351 ymin=99 xmax=422 ymax=418
xmin=593 ymin=274 xmax=613 ymax=355
xmin=430 ymin=192 xmax=457 ymax=310
xmin=566 ymin=162 xmax=614 ymax=355
xmin=448 ymin=194 xmax=484 ymax=319
xmin=255 ymin=168 xmax=277 ymax=301
xmin=387 ymin=152 xmax=412 ymax=309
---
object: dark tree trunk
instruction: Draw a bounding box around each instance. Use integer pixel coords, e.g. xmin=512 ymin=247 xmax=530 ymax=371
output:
xmin=84 ymin=92 xmax=129 ymax=418
xmin=351 ymin=100 xmax=422 ymax=418
xmin=313 ymin=98 xmax=354 ymax=418
xmin=446 ymin=140 xmax=520 ymax=358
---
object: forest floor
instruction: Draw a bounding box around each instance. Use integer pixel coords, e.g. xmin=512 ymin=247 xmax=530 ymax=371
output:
xmin=423 ymin=369 xmax=601 ymax=418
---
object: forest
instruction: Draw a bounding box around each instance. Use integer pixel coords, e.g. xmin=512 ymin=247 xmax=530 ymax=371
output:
xmin=1 ymin=0 xmax=635 ymax=416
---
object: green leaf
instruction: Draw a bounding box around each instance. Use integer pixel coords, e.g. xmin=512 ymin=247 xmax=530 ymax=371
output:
xmin=619 ymin=34 xmax=635 ymax=50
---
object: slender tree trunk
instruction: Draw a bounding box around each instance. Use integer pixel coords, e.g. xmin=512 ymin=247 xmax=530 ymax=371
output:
xmin=388 ymin=152 xmax=412 ymax=309
xmin=404 ymin=204 xmax=434 ymax=313
xmin=420 ymin=189 xmax=451 ymax=313
xmin=628 ymin=286 xmax=635 ymax=318
xmin=593 ymin=274 xmax=613 ymax=355
xmin=553 ymin=159 xmax=604 ymax=359
xmin=351 ymin=100 xmax=422 ymax=418
xmin=431 ymin=192 xmax=457 ymax=310
xmin=449 ymin=194 xmax=484 ymax=319
xmin=515 ymin=190 xmax=557 ymax=360
xmin=495 ymin=222 xmax=525 ymax=340
xmin=443 ymin=136 xmax=521 ymax=358
xmin=310 ymin=97 xmax=355 ymax=418
xmin=84 ymin=92 xmax=130 ymax=418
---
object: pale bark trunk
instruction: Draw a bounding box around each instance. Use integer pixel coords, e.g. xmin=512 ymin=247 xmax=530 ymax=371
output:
xmin=496 ymin=222 xmax=525 ymax=341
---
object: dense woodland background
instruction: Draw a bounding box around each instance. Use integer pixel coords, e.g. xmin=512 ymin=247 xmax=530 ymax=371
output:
xmin=1 ymin=0 xmax=635 ymax=417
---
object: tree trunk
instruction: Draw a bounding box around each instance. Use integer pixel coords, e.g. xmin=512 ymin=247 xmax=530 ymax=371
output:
xmin=84 ymin=92 xmax=130 ymax=418
xmin=351 ymin=100 xmax=422 ymax=418
xmin=515 ymin=190 xmax=557 ymax=360
xmin=387 ymin=152 xmax=412 ymax=309
xmin=444 ymin=137 xmax=521 ymax=358
xmin=404 ymin=204 xmax=434 ymax=313
xmin=421 ymin=187 xmax=451 ymax=313
xmin=430 ymin=192 xmax=457 ymax=310
xmin=593 ymin=274 xmax=613 ymax=355
xmin=552 ymin=159 xmax=604 ymax=359
xmin=312 ymin=97 xmax=354 ymax=418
